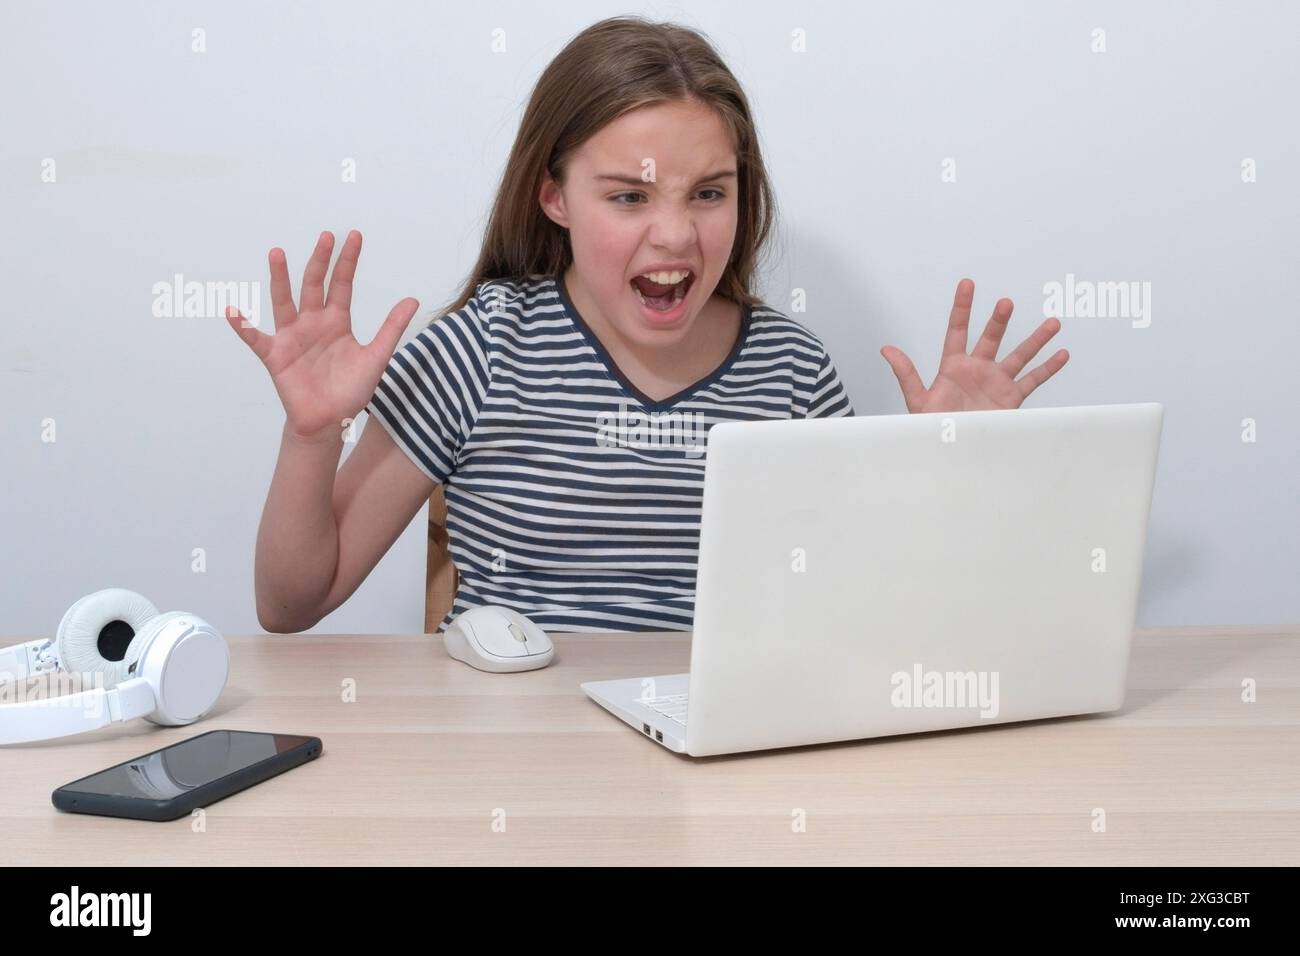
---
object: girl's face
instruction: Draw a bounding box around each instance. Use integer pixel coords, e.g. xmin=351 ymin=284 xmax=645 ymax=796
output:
xmin=539 ymin=98 xmax=739 ymax=350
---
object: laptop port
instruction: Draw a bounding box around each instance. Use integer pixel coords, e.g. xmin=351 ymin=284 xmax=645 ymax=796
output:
xmin=642 ymin=723 xmax=651 ymax=735
xmin=655 ymin=730 xmax=664 ymax=742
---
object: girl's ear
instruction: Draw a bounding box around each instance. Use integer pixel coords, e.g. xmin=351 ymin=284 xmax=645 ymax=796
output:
xmin=538 ymin=173 xmax=570 ymax=229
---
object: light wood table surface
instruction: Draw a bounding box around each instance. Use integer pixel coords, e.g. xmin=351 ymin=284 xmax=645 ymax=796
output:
xmin=2 ymin=626 xmax=1296 ymax=865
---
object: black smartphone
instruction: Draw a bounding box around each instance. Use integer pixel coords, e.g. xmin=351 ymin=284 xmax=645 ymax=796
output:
xmin=52 ymin=729 xmax=322 ymax=822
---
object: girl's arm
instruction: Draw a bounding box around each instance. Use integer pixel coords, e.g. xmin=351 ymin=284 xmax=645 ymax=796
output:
xmin=227 ymin=229 xmax=423 ymax=631
xmin=252 ymin=422 xmax=345 ymax=632
xmin=255 ymin=416 xmax=434 ymax=632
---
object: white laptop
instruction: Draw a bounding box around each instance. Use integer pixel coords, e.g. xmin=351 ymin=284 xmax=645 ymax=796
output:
xmin=582 ymin=402 xmax=1164 ymax=757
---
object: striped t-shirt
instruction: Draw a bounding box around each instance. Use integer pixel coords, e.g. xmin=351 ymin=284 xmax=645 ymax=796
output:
xmin=363 ymin=272 xmax=855 ymax=633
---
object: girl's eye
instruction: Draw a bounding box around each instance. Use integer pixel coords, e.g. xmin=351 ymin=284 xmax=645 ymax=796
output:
xmin=610 ymin=190 xmax=726 ymax=206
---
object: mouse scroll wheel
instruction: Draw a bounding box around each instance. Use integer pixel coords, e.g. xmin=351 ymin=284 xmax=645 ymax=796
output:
xmin=508 ymin=623 xmax=528 ymax=643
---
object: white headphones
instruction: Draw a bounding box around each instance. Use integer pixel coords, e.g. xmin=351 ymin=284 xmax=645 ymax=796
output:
xmin=0 ymin=588 xmax=229 ymax=746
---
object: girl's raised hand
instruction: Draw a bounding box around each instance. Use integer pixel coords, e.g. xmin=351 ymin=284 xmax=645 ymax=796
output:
xmin=880 ymin=279 xmax=1069 ymax=414
xmin=226 ymin=230 xmax=419 ymax=442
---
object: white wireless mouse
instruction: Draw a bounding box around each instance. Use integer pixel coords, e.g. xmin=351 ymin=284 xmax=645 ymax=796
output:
xmin=442 ymin=605 xmax=554 ymax=673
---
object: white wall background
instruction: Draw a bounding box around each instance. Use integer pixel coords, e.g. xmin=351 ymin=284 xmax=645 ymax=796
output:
xmin=3 ymin=0 xmax=1296 ymax=635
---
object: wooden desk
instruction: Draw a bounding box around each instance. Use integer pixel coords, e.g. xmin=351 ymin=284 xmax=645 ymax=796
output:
xmin=2 ymin=626 xmax=1296 ymax=865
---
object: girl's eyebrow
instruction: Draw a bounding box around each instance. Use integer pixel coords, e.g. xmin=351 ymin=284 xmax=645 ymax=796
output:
xmin=595 ymin=169 xmax=738 ymax=186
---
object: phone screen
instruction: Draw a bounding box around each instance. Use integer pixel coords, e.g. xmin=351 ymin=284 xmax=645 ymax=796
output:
xmin=60 ymin=730 xmax=315 ymax=800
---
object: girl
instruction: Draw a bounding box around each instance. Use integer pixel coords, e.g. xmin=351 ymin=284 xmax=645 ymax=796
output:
xmin=227 ymin=16 xmax=1068 ymax=635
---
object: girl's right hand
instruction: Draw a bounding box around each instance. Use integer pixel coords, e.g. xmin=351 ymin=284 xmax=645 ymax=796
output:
xmin=226 ymin=230 xmax=420 ymax=443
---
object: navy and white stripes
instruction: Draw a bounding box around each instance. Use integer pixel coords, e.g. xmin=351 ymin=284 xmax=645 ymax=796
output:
xmin=364 ymin=273 xmax=854 ymax=633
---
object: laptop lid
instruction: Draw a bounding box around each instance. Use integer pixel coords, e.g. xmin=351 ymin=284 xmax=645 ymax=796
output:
xmin=684 ymin=402 xmax=1164 ymax=756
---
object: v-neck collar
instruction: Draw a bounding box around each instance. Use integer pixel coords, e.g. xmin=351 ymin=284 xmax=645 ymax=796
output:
xmin=553 ymin=272 xmax=753 ymax=413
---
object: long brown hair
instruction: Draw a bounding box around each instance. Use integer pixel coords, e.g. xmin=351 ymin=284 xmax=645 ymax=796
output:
xmin=434 ymin=14 xmax=778 ymax=319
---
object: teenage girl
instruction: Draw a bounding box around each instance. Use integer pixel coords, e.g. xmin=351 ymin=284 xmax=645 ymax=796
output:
xmin=226 ymin=16 xmax=1068 ymax=635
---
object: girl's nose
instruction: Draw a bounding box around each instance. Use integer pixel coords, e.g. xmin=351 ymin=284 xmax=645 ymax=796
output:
xmin=647 ymin=209 xmax=697 ymax=248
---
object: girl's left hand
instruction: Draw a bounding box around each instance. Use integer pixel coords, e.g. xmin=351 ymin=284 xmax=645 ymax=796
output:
xmin=880 ymin=278 xmax=1069 ymax=413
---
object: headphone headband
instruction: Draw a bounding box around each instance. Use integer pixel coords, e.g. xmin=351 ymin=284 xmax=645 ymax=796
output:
xmin=0 ymin=639 xmax=58 ymax=682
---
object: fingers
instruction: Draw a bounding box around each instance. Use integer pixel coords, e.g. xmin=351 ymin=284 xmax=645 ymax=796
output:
xmin=1015 ymin=348 xmax=1070 ymax=401
xmin=880 ymin=345 xmax=928 ymax=413
xmin=1001 ymin=316 xmax=1062 ymax=378
xmin=367 ymin=298 xmax=421 ymax=366
xmin=299 ymin=231 xmax=335 ymax=313
xmin=942 ymin=278 xmax=975 ymax=359
xmin=226 ymin=306 xmax=273 ymax=363
xmin=326 ymin=230 xmax=362 ymax=312
xmin=268 ymin=247 xmax=296 ymax=332
xmin=970 ymin=297 xmax=1014 ymax=362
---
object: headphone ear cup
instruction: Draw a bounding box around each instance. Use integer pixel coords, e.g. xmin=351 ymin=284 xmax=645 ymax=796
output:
xmin=112 ymin=610 xmax=190 ymax=688
xmin=55 ymin=589 xmax=160 ymax=682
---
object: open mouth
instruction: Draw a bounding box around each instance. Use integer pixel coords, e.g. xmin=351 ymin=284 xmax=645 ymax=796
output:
xmin=630 ymin=271 xmax=695 ymax=314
